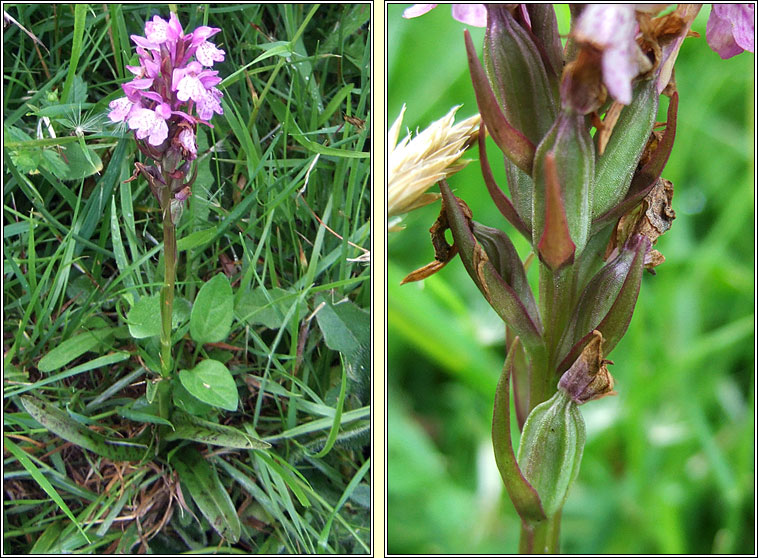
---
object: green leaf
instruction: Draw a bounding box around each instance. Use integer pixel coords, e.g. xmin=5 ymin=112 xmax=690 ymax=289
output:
xmin=492 ymin=337 xmax=547 ymax=523
xmin=190 ymin=274 xmax=233 ymax=344
xmin=166 ymin=409 xmax=270 ymax=449
xmin=127 ymin=294 xmax=188 ymax=338
xmin=127 ymin=295 xmax=161 ymax=338
xmin=172 ymin=446 xmax=242 ymax=543
xmin=19 ymin=395 xmax=149 ymax=462
xmin=176 ymin=226 xmax=218 ymax=252
xmin=37 ymin=328 xmax=113 ymax=372
xmin=314 ymin=296 xmax=369 ymax=384
xmin=172 ymin=380 xmax=213 ymax=415
xmin=252 ymin=41 xmax=294 ymax=63
xmin=235 ymin=287 xmax=308 ymax=329
xmin=178 ymin=359 xmax=238 ymax=411
xmin=59 ymin=4 xmax=87 ymax=103
xmin=59 ymin=142 xmax=102 ymax=181
xmin=117 ymin=397 xmax=173 ymax=428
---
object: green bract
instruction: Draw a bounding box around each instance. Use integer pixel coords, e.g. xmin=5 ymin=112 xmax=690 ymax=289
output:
xmin=532 ymin=110 xmax=595 ymax=266
xmin=516 ymin=390 xmax=586 ymax=518
xmin=593 ymin=79 xmax=659 ymax=218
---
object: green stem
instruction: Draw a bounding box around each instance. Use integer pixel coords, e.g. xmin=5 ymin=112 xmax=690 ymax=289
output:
xmin=538 ymin=264 xmax=574 ymax=360
xmin=516 ymin=263 xmax=577 ymax=553
xmin=519 ymin=512 xmax=562 ymax=554
xmin=158 ymin=184 xmax=176 ymax=421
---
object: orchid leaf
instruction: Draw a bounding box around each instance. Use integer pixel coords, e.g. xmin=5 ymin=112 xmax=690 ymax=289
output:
xmin=20 ymin=395 xmax=150 ymax=462
xmin=172 ymin=446 xmax=241 ymax=543
xmin=190 ymin=273 xmax=234 ymax=345
xmin=492 ymin=336 xmax=547 ymax=523
xmin=178 ymin=359 xmax=238 ymax=412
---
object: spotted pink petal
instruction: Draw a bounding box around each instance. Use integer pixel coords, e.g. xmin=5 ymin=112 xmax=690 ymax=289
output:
xmin=176 ymin=74 xmax=206 ymax=102
xmin=178 ymin=128 xmax=197 ymax=158
xmin=145 ymin=15 xmax=169 ymax=44
xmin=127 ymin=107 xmax=168 ymax=146
xmin=195 ymin=41 xmax=225 ymax=66
xmin=108 ymin=97 xmax=135 ymax=123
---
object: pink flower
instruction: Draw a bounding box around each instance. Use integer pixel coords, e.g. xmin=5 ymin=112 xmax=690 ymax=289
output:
xmin=195 ymin=40 xmax=225 ymax=66
xmin=108 ymin=97 xmax=137 ymax=123
xmin=136 ymin=13 xmax=184 ymax=47
xmin=573 ymin=5 xmax=640 ymax=104
xmin=173 ymin=62 xmax=219 ymax=100
xmin=196 ymin=87 xmax=223 ymax=121
xmin=111 ymin=12 xmax=225 ymax=159
xmin=706 ymin=4 xmax=755 ymax=59
xmin=178 ymin=128 xmax=197 ymax=158
xmin=402 ymin=4 xmax=486 ymax=27
xmin=190 ymin=26 xmax=221 ymax=44
xmin=127 ymin=103 xmax=171 ymax=146
xmin=122 ymin=78 xmax=155 ymax=101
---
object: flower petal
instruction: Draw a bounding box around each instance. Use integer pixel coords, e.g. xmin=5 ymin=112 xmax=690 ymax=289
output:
xmin=195 ymin=41 xmax=225 ymax=66
xmin=402 ymin=4 xmax=438 ymax=19
xmin=707 ymin=4 xmax=755 ymax=59
xmin=451 ymin=4 xmax=486 ymax=27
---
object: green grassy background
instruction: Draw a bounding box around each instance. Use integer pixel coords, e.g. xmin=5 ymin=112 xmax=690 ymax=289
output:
xmin=388 ymin=4 xmax=754 ymax=554
xmin=4 ymin=4 xmax=370 ymax=553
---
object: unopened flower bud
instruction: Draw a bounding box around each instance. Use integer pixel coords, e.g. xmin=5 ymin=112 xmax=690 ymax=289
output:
xmin=556 ymin=234 xmax=648 ymax=371
xmin=517 ymin=389 xmax=585 ymax=517
xmin=532 ymin=111 xmax=595 ymax=267
xmin=483 ymin=5 xmax=559 ymax=144
xmin=593 ymin=79 xmax=659 ymax=219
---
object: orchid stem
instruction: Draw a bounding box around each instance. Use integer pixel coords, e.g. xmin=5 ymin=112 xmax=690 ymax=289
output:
xmin=158 ymin=184 xmax=176 ymax=420
xmin=519 ymin=512 xmax=562 ymax=554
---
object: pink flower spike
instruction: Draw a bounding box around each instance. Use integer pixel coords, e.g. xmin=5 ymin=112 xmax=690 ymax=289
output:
xmin=707 ymin=4 xmax=755 ymax=59
xmin=403 ymin=4 xmax=438 ymax=19
xmin=108 ymin=97 xmax=135 ymax=123
xmin=451 ymin=5 xmax=487 ymax=27
xmin=127 ymin=107 xmax=169 ymax=146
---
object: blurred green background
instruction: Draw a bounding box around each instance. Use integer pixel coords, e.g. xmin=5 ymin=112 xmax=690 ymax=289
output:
xmin=387 ymin=4 xmax=754 ymax=554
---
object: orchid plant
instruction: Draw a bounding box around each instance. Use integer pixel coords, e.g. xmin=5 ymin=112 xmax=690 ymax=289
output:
xmin=391 ymin=3 xmax=753 ymax=553
xmin=108 ymin=13 xmax=226 ymax=391
xmin=16 ymin=11 xmax=270 ymax=545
